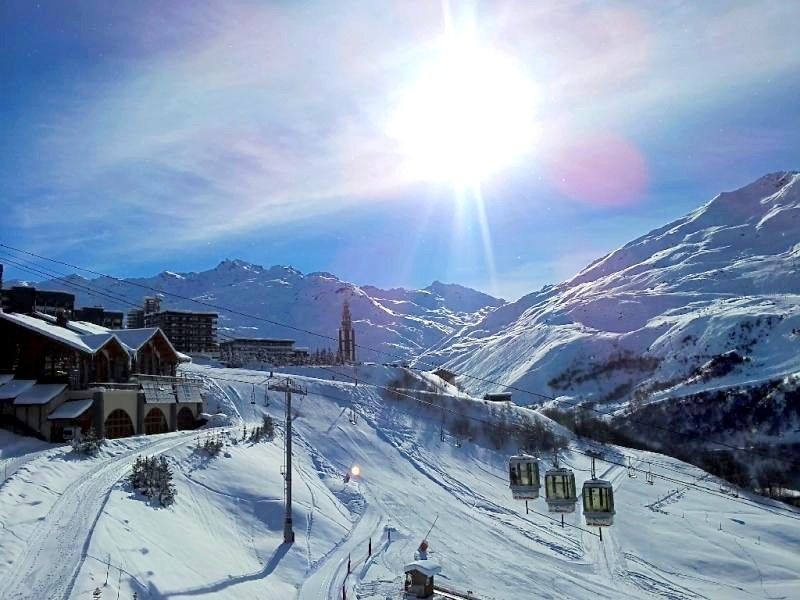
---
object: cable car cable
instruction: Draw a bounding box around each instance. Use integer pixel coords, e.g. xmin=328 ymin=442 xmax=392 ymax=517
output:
xmin=191 ymin=368 xmax=800 ymax=520
xmin=313 ymin=366 xmax=800 ymax=519
xmin=3 ymin=242 xmax=797 ymax=469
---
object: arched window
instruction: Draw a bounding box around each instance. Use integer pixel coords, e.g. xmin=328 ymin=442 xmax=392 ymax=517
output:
xmin=105 ymin=409 xmax=134 ymax=439
xmin=144 ymin=407 xmax=168 ymax=435
xmin=176 ymin=406 xmax=195 ymax=430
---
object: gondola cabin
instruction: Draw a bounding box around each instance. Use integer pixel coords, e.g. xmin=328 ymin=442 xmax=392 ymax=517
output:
xmin=582 ymin=479 xmax=615 ymax=526
xmin=544 ymin=467 xmax=578 ymax=512
xmin=509 ymin=455 xmax=540 ymax=500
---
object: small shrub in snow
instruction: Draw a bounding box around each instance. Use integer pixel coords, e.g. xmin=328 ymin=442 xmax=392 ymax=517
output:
xmin=201 ymin=433 xmax=224 ymax=456
xmin=71 ymin=428 xmax=104 ymax=456
xmin=129 ymin=455 xmax=176 ymax=506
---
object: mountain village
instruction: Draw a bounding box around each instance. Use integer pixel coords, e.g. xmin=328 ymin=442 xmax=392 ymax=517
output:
xmin=0 ymin=173 xmax=798 ymax=599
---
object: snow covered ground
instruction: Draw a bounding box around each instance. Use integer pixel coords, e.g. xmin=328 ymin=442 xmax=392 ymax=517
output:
xmin=2 ymin=364 xmax=798 ymax=599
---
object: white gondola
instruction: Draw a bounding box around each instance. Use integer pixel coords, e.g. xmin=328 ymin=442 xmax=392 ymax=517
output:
xmin=544 ymin=467 xmax=578 ymax=512
xmin=509 ymin=455 xmax=540 ymax=500
xmin=582 ymin=479 xmax=615 ymax=526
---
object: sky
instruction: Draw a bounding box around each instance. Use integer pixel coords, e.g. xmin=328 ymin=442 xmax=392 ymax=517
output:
xmin=1 ymin=0 xmax=799 ymax=301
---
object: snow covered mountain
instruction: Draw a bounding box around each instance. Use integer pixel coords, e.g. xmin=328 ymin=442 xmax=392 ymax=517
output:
xmin=422 ymin=171 xmax=800 ymax=445
xmin=11 ymin=261 xmax=503 ymax=359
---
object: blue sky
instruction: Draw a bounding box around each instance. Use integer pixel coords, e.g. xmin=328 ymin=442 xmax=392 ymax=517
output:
xmin=1 ymin=1 xmax=799 ymax=300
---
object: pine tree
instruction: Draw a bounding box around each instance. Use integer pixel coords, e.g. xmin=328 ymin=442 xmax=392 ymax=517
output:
xmin=262 ymin=414 xmax=275 ymax=439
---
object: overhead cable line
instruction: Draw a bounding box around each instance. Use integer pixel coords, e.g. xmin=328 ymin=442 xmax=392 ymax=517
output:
xmin=1 ymin=241 xmax=797 ymax=469
xmin=195 ymin=367 xmax=800 ymax=521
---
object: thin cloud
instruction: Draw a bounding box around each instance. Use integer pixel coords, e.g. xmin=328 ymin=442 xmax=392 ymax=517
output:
xmin=4 ymin=0 xmax=799 ymax=268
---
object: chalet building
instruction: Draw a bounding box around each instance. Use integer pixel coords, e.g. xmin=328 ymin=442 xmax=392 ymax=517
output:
xmin=144 ymin=309 xmax=218 ymax=354
xmin=219 ymin=338 xmax=309 ymax=366
xmin=0 ymin=309 xmax=202 ymax=442
xmin=73 ymin=306 xmax=124 ymax=329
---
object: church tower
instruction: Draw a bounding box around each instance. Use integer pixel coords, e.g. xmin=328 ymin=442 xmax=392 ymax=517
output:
xmin=338 ymin=299 xmax=356 ymax=363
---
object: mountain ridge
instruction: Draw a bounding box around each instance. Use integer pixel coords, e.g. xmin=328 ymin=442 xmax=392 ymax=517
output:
xmin=6 ymin=260 xmax=504 ymax=359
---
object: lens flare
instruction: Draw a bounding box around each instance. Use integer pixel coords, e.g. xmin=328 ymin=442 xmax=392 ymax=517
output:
xmin=350 ymin=465 xmax=361 ymax=477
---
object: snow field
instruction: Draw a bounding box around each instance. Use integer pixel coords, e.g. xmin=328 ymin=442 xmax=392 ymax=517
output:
xmin=1 ymin=363 xmax=799 ymax=599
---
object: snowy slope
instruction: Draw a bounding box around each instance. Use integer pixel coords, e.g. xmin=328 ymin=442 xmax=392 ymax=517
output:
xmin=12 ymin=261 xmax=503 ymax=359
xmin=422 ymin=172 xmax=800 ymax=437
xmin=2 ymin=364 xmax=797 ymax=599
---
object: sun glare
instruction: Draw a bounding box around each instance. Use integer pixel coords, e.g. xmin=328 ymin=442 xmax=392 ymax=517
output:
xmin=390 ymin=36 xmax=538 ymax=186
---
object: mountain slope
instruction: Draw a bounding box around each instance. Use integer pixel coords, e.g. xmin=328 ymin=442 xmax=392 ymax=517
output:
xmin=12 ymin=261 xmax=503 ymax=359
xmin=423 ymin=171 xmax=800 ymax=443
xmin=4 ymin=364 xmax=798 ymax=599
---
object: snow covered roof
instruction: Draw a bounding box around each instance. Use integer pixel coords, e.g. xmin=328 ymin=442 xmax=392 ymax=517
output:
xmin=0 ymin=379 xmax=36 ymax=401
xmin=47 ymin=398 xmax=93 ymax=420
xmin=404 ymin=560 xmax=441 ymax=577
xmin=0 ymin=374 xmax=13 ymax=387
xmin=33 ymin=312 xmax=110 ymax=335
xmin=3 ymin=312 xmax=182 ymax=362
xmin=0 ymin=311 xmax=105 ymax=353
xmin=114 ymin=328 xmax=162 ymax=350
xmin=141 ymin=379 xmax=177 ymax=404
xmin=176 ymin=381 xmax=203 ymax=403
xmin=14 ymin=383 xmax=68 ymax=406
xmin=68 ymin=321 xmax=113 ymax=335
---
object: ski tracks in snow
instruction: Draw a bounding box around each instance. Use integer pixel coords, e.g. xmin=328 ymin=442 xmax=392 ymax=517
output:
xmin=0 ymin=432 xmax=200 ymax=600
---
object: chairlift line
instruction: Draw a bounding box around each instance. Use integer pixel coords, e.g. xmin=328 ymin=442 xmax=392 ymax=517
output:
xmin=3 ymin=242 xmax=797 ymax=468
xmin=203 ymin=369 xmax=800 ymax=520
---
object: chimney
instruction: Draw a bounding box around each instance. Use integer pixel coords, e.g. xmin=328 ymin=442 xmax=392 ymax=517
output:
xmin=56 ymin=308 xmax=69 ymax=327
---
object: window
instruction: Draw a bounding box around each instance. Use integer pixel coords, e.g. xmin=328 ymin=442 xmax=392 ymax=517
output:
xmin=105 ymin=409 xmax=134 ymax=439
xmin=144 ymin=407 xmax=168 ymax=434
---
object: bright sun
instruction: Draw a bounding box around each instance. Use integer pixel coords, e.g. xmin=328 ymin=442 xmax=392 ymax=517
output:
xmin=390 ymin=36 xmax=537 ymax=186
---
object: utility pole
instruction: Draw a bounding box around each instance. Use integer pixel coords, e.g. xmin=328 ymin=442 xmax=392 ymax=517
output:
xmin=270 ymin=377 xmax=307 ymax=544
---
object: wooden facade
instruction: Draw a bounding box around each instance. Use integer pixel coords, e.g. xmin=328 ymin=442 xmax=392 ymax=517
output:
xmin=0 ymin=311 xmax=200 ymax=441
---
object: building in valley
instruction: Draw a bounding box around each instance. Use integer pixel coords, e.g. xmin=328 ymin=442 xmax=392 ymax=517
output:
xmin=127 ymin=296 xmax=162 ymax=329
xmin=0 ymin=285 xmax=75 ymax=317
xmin=144 ymin=309 xmax=218 ymax=354
xmin=0 ymin=308 xmax=203 ymax=442
xmin=73 ymin=306 xmax=124 ymax=329
xmin=219 ymin=337 xmax=309 ymax=366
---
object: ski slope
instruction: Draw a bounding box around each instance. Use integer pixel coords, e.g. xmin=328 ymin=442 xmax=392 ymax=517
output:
xmin=1 ymin=364 xmax=798 ymax=599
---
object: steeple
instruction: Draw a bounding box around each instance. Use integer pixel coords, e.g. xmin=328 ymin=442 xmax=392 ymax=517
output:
xmin=338 ymin=299 xmax=356 ymax=363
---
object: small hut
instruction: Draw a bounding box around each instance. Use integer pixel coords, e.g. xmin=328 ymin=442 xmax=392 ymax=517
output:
xmin=404 ymin=559 xmax=441 ymax=598
xmin=432 ymin=368 xmax=456 ymax=386
xmin=483 ymin=392 xmax=512 ymax=403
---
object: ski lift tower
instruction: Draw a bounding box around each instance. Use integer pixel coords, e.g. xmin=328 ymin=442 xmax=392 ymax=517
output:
xmin=269 ymin=377 xmax=307 ymax=543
